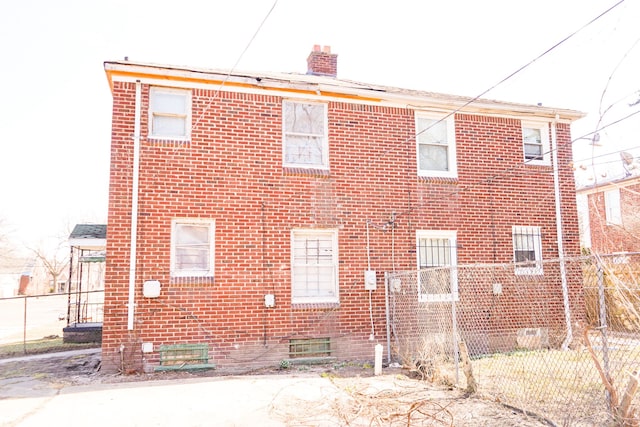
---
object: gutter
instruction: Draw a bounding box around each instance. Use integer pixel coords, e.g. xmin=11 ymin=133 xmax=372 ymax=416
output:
xmin=104 ymin=61 xmax=585 ymax=123
xmin=127 ymin=80 xmax=142 ymax=330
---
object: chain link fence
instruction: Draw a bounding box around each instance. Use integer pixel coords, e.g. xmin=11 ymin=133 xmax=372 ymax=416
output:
xmin=0 ymin=290 xmax=104 ymax=357
xmin=386 ymin=253 xmax=640 ymax=426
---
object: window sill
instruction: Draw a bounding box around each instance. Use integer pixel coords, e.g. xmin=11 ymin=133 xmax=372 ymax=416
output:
xmin=291 ymin=302 xmax=340 ymax=310
xmin=169 ymin=276 xmax=215 ymax=286
xmin=523 ymin=160 xmax=551 ymax=167
xmin=147 ymin=137 xmax=191 ymax=147
xmin=283 ymin=167 xmax=330 ymax=178
xmin=514 ymin=269 xmax=544 ymax=277
xmin=419 ymin=295 xmax=459 ymax=303
xmin=417 ymin=176 xmax=459 ymax=185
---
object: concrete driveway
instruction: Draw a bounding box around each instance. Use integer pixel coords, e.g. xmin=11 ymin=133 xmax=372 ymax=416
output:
xmin=1 ymin=373 xmax=348 ymax=427
xmin=0 ymin=349 xmax=550 ymax=426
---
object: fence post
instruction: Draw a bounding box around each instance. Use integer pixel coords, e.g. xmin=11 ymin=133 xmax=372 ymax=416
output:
xmin=384 ymin=272 xmax=392 ymax=364
xmin=22 ymin=296 xmax=27 ymax=354
xmin=451 ymin=272 xmax=460 ymax=385
xmin=597 ymin=262 xmax=612 ymax=409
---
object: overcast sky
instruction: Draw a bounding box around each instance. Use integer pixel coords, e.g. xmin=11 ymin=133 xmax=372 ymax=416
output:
xmin=1 ymin=0 xmax=639 ymax=251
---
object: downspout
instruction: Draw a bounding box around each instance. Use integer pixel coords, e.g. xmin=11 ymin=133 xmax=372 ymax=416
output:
xmin=127 ymin=80 xmax=142 ymax=330
xmin=551 ymin=114 xmax=573 ymax=349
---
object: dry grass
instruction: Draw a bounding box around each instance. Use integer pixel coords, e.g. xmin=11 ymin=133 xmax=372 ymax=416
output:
xmin=0 ymin=336 xmax=99 ymax=359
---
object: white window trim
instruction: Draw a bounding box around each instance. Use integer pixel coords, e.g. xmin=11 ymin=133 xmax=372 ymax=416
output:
xmin=604 ymin=188 xmax=622 ymax=225
xmin=415 ymin=113 xmax=457 ymax=179
xmin=291 ymin=228 xmax=339 ymax=304
xmin=170 ymin=218 xmax=215 ymax=278
xmin=282 ymin=100 xmax=329 ymax=170
xmin=149 ymin=86 xmax=192 ymax=141
xmin=512 ymin=226 xmax=543 ymax=276
xmin=416 ymin=230 xmax=458 ymax=302
xmin=522 ymin=121 xmax=550 ymax=166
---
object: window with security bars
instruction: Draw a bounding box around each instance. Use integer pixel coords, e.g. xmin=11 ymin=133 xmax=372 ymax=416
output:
xmin=171 ymin=219 xmax=214 ymax=277
xmin=283 ymin=101 xmax=328 ymax=169
xmin=416 ymin=231 xmax=458 ymax=302
xmin=512 ymin=226 xmax=543 ymax=275
xmin=291 ymin=229 xmax=338 ymax=304
xmin=149 ymin=87 xmax=191 ymax=140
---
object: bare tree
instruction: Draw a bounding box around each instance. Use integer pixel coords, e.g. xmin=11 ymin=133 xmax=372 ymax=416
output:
xmin=30 ymin=236 xmax=70 ymax=294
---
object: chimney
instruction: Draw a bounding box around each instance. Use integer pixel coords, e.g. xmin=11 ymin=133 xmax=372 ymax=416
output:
xmin=306 ymin=45 xmax=338 ymax=77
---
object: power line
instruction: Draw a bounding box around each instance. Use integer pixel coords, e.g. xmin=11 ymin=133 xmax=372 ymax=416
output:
xmin=190 ymin=0 xmax=279 ymax=132
xmin=380 ymin=0 xmax=626 ymax=159
xmin=574 ymin=144 xmax=640 ymax=164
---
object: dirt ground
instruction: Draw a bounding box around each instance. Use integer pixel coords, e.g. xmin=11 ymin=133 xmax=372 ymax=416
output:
xmin=0 ymin=351 xmax=552 ymax=426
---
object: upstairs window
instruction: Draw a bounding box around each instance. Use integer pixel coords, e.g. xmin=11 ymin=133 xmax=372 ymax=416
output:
xmin=149 ymin=87 xmax=191 ymax=140
xmin=604 ymin=188 xmax=622 ymax=225
xmin=291 ymin=229 xmax=338 ymax=304
xmin=416 ymin=231 xmax=458 ymax=302
xmin=283 ymin=101 xmax=328 ymax=169
xmin=512 ymin=226 xmax=543 ymax=275
xmin=522 ymin=122 xmax=550 ymax=165
xmin=416 ymin=114 xmax=457 ymax=178
xmin=171 ymin=219 xmax=214 ymax=277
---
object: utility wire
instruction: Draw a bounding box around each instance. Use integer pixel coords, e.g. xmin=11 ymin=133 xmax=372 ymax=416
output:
xmin=190 ymin=0 xmax=279 ymax=132
xmin=575 ymin=144 xmax=640 ymax=164
xmin=381 ymin=0 xmax=626 ymax=159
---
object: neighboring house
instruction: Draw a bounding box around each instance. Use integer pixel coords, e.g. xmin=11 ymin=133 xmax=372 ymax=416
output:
xmin=576 ymin=174 xmax=640 ymax=254
xmin=102 ymin=45 xmax=584 ymax=373
xmin=0 ymin=261 xmax=24 ymax=297
xmin=0 ymin=257 xmax=65 ymax=296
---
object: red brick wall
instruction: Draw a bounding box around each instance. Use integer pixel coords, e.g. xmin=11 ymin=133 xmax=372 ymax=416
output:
xmin=587 ymin=181 xmax=640 ymax=253
xmin=102 ymin=81 xmax=582 ymax=372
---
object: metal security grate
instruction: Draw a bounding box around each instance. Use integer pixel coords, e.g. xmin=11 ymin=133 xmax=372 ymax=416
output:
xmin=289 ymin=338 xmax=331 ymax=358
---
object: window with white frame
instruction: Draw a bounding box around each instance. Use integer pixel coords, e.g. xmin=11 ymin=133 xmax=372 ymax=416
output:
xmin=171 ymin=219 xmax=215 ymax=277
xmin=291 ymin=229 xmax=338 ymax=304
xmin=604 ymin=188 xmax=622 ymax=225
xmin=522 ymin=122 xmax=550 ymax=165
xmin=149 ymin=87 xmax=191 ymax=140
xmin=283 ymin=101 xmax=328 ymax=169
xmin=416 ymin=114 xmax=457 ymax=178
xmin=512 ymin=226 xmax=543 ymax=275
xmin=416 ymin=231 xmax=458 ymax=302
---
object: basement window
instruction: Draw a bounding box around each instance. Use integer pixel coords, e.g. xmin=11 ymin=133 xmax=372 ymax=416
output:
xmin=289 ymin=338 xmax=331 ymax=358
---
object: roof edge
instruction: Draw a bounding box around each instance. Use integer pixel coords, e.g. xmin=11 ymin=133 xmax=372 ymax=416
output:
xmin=104 ymin=60 xmax=586 ymax=122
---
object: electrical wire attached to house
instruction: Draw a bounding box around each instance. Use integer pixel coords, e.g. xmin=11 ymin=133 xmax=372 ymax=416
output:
xmin=366 ymin=220 xmax=375 ymax=340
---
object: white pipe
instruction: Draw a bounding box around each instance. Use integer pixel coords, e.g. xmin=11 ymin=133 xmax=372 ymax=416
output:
xmin=127 ymin=80 xmax=142 ymax=330
xmin=551 ymin=114 xmax=573 ymax=349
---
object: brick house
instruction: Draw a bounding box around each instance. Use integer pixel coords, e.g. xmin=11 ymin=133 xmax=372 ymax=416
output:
xmin=577 ymin=174 xmax=640 ymax=254
xmin=102 ymin=46 xmax=584 ymax=373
